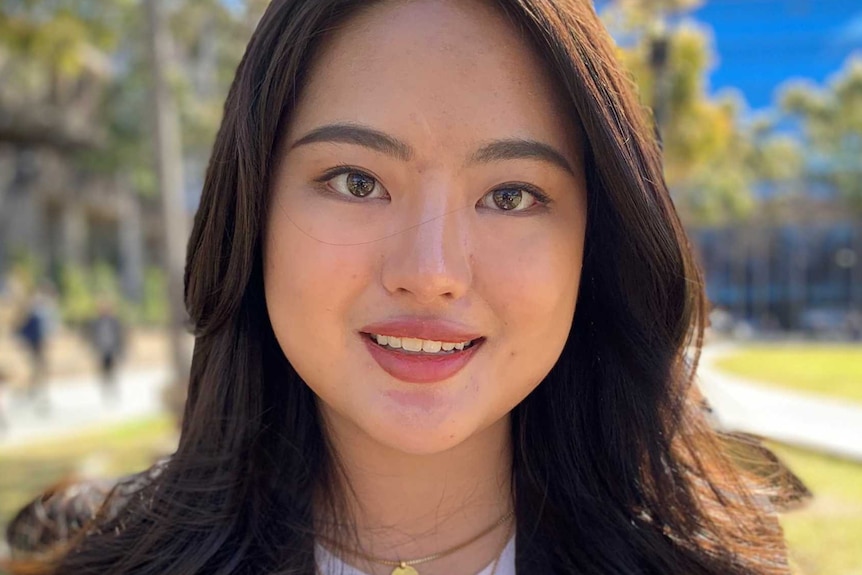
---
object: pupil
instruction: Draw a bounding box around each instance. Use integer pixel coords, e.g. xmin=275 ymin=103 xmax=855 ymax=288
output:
xmin=347 ymin=173 xmax=376 ymax=197
xmin=493 ymin=189 xmax=522 ymax=210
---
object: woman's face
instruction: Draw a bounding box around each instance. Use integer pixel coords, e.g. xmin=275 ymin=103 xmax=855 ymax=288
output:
xmin=265 ymin=0 xmax=587 ymax=455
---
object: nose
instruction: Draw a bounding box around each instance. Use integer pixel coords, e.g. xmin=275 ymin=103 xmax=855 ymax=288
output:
xmin=381 ymin=199 xmax=472 ymax=304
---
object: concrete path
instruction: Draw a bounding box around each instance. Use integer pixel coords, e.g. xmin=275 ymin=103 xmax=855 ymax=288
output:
xmin=697 ymin=343 xmax=862 ymax=462
xmin=0 ymin=367 xmax=172 ymax=449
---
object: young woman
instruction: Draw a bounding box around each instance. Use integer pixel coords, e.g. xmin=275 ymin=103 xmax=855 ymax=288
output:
xmin=10 ymin=0 xmax=797 ymax=573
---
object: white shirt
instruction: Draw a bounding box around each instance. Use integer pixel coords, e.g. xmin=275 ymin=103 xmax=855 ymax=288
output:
xmin=315 ymin=535 xmax=516 ymax=575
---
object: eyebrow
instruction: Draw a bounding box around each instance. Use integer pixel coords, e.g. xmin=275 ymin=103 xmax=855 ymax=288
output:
xmin=470 ymin=139 xmax=574 ymax=175
xmin=290 ymin=123 xmax=413 ymax=161
xmin=290 ymin=123 xmax=574 ymax=175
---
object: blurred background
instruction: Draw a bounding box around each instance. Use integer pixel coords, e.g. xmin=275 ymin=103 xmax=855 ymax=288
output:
xmin=0 ymin=0 xmax=859 ymax=573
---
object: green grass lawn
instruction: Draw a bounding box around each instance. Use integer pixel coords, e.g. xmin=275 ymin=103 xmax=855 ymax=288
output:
xmin=0 ymin=416 xmax=178 ymax=542
xmin=769 ymin=443 xmax=862 ymax=575
xmin=714 ymin=344 xmax=862 ymax=403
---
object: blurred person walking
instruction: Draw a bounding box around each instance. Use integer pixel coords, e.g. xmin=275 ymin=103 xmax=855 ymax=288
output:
xmin=14 ymin=286 xmax=59 ymax=411
xmin=87 ymin=299 xmax=126 ymax=402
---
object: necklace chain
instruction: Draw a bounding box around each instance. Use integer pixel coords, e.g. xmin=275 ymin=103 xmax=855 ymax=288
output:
xmin=317 ymin=509 xmax=514 ymax=574
xmin=486 ymin=519 xmax=514 ymax=575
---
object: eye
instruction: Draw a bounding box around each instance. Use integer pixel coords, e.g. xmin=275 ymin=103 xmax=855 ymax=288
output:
xmin=478 ymin=184 xmax=549 ymax=213
xmin=323 ymin=168 xmax=388 ymax=200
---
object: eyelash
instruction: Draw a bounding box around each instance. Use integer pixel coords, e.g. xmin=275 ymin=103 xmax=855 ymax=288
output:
xmin=314 ymin=165 xmax=552 ymax=211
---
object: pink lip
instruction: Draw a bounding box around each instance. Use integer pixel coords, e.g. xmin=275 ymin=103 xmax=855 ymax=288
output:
xmin=359 ymin=317 xmax=484 ymax=384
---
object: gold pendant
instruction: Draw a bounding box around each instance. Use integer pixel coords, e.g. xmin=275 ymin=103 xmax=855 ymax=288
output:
xmin=391 ymin=562 xmax=419 ymax=575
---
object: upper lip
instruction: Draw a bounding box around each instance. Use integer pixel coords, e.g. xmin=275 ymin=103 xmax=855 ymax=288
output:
xmin=360 ymin=317 xmax=483 ymax=342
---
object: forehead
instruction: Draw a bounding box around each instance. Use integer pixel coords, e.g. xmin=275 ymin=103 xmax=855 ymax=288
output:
xmin=286 ymin=0 xmax=581 ymax=162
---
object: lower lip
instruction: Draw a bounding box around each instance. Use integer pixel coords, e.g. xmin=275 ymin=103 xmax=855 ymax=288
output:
xmin=362 ymin=335 xmax=483 ymax=384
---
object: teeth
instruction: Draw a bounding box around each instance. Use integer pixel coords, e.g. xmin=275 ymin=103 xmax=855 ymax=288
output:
xmin=422 ymin=339 xmax=442 ymax=353
xmin=370 ymin=334 xmax=473 ymax=354
xmin=402 ymin=337 xmax=423 ymax=352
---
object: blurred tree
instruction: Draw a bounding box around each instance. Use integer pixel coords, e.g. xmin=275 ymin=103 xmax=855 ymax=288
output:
xmin=602 ymin=0 xmax=802 ymax=227
xmin=780 ymin=57 xmax=862 ymax=214
xmin=780 ymin=57 xmax=862 ymax=307
xmin=1 ymin=0 xmax=266 ymax=188
xmin=0 ymin=0 xmax=126 ymax=148
xmin=169 ymin=0 xmax=262 ymax=154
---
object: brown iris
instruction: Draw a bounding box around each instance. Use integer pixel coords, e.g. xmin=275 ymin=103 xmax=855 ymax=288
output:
xmin=346 ymin=172 xmax=376 ymax=197
xmin=492 ymin=188 xmax=523 ymax=210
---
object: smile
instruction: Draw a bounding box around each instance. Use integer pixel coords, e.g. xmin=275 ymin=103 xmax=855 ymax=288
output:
xmin=367 ymin=333 xmax=477 ymax=354
xmin=360 ymin=333 xmax=485 ymax=383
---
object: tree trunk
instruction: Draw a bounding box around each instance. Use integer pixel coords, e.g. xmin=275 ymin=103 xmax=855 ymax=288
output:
xmin=145 ymin=0 xmax=191 ymax=419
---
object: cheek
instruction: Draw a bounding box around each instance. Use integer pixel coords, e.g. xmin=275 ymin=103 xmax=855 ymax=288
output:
xmin=480 ymin=225 xmax=582 ymax=326
xmin=476 ymin=222 xmax=583 ymax=381
xmin=263 ymin=214 xmax=374 ymax=367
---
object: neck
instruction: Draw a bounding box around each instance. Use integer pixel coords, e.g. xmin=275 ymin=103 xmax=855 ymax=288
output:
xmin=316 ymin=414 xmax=513 ymax=575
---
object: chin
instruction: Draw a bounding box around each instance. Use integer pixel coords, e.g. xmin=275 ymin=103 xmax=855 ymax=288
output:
xmin=363 ymin=398 xmax=498 ymax=456
xmin=371 ymin=424 xmax=475 ymax=456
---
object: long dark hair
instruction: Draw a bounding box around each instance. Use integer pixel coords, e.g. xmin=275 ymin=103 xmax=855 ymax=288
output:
xmin=37 ymin=0 xmax=792 ymax=573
